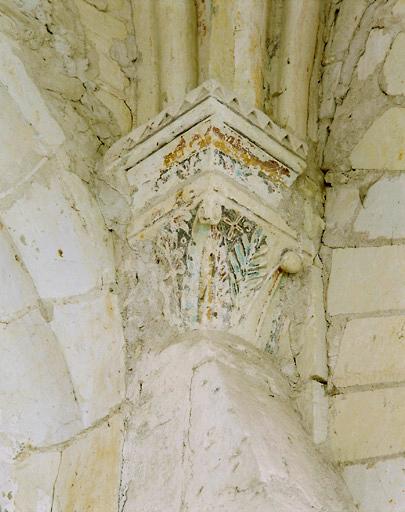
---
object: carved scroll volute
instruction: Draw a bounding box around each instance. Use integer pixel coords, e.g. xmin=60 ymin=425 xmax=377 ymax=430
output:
xmin=104 ymin=81 xmax=312 ymax=343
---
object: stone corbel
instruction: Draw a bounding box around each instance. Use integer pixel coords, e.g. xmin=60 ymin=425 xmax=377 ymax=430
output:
xmin=103 ymin=80 xmax=313 ymax=343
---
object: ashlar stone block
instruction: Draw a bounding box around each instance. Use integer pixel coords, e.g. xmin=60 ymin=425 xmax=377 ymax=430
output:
xmin=295 ymin=265 xmax=328 ymax=382
xmin=0 ymin=165 xmax=114 ymax=300
xmin=327 ymin=246 xmax=405 ymax=315
xmin=50 ymin=292 xmax=125 ymax=426
xmin=0 ymin=84 xmax=43 ymax=195
xmin=325 ymin=186 xmax=360 ymax=235
xmin=332 ymin=315 xmax=405 ymax=387
xmin=0 ymin=227 xmax=38 ymax=321
xmin=354 ymin=174 xmax=405 ymax=239
xmin=0 ymin=33 xmax=65 ymax=150
xmin=357 ymin=29 xmax=392 ymax=81
xmin=330 ymin=387 xmax=405 ymax=462
xmin=53 ymin=415 xmax=123 ymax=512
xmin=12 ymin=451 xmax=61 ymax=512
xmin=0 ymin=310 xmax=82 ymax=447
xmin=382 ymin=32 xmax=405 ymax=96
xmin=343 ymin=457 xmax=405 ymax=512
xmin=350 ymin=107 xmax=405 ymax=171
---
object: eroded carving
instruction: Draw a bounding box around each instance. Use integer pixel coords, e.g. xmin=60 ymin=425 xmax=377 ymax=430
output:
xmin=154 ymin=202 xmax=287 ymax=333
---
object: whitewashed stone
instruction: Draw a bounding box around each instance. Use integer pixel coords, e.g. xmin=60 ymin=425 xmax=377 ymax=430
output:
xmin=295 ymin=380 xmax=328 ymax=445
xmin=0 ymin=84 xmax=44 ymax=195
xmin=53 ymin=415 xmax=123 ymax=512
xmin=330 ymin=387 xmax=405 ymax=461
xmin=275 ymin=317 xmax=299 ymax=380
xmin=326 ymin=0 xmax=369 ymax=61
xmin=393 ymin=0 xmax=405 ymax=16
xmin=74 ymin=0 xmax=129 ymax=93
xmin=0 ymin=460 xmax=15 ymax=512
xmin=50 ymin=292 xmax=125 ymax=426
xmin=357 ymin=29 xmax=392 ymax=81
xmin=61 ymin=169 xmax=115 ymax=278
xmin=327 ymin=246 xmax=405 ymax=315
xmin=382 ymin=32 xmax=405 ymax=95
xmin=0 ymin=33 xmax=65 ymax=150
xmin=343 ymin=458 xmax=405 ymax=512
xmin=332 ymin=316 xmax=405 ymax=387
xmin=0 ymin=227 xmax=37 ymax=321
xmin=351 ymin=108 xmax=405 ymax=171
xmin=94 ymin=88 xmax=132 ymax=133
xmin=13 ymin=451 xmax=61 ymax=512
xmin=0 ymin=310 xmax=82 ymax=447
xmin=295 ymin=265 xmax=328 ymax=382
xmin=123 ymin=334 xmax=356 ymax=512
xmin=319 ymin=62 xmax=342 ymax=119
xmin=354 ymin=174 xmax=405 ymax=238
xmin=0 ymin=166 xmax=114 ymax=299
xmin=325 ymin=186 xmax=361 ymax=235
xmin=276 ymin=0 xmax=320 ymax=138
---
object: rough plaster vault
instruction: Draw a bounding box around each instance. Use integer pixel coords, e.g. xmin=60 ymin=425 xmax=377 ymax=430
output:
xmin=1 ymin=1 xmax=405 ymax=511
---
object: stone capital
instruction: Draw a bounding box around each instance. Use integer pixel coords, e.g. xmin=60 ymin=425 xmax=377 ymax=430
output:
xmin=103 ymin=81 xmax=313 ymax=340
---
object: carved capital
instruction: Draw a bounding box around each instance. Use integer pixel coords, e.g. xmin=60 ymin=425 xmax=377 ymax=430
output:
xmin=103 ymin=81 xmax=313 ymax=340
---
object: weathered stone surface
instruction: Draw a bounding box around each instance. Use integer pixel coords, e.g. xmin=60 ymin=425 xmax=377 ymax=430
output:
xmin=325 ymin=0 xmax=369 ymax=60
xmin=53 ymin=415 xmax=123 ymax=512
xmin=123 ymin=334 xmax=356 ymax=512
xmin=295 ymin=380 xmax=328 ymax=445
xmin=0 ymin=84 xmax=44 ymax=195
xmin=319 ymin=62 xmax=342 ymax=119
xmin=350 ymin=108 xmax=405 ymax=171
xmin=354 ymin=174 xmax=405 ymax=238
xmin=324 ymin=185 xmax=361 ymax=244
xmin=343 ymin=457 xmax=405 ymax=512
xmin=74 ymin=0 xmax=129 ymax=93
xmin=0 ymin=33 xmax=65 ymax=151
xmin=332 ymin=316 xmax=405 ymax=387
xmin=295 ymin=265 xmax=328 ymax=382
xmin=382 ymin=32 xmax=405 ymax=96
xmin=13 ymin=451 xmax=61 ymax=512
xmin=320 ymin=1 xmax=405 ymax=507
xmin=0 ymin=310 xmax=82 ymax=447
xmin=50 ymin=291 xmax=125 ymax=426
xmin=327 ymin=246 xmax=405 ymax=315
xmin=0 ymin=166 xmax=114 ymax=299
xmin=0 ymin=227 xmax=38 ymax=321
xmin=393 ymin=0 xmax=405 ymax=16
xmin=357 ymin=29 xmax=392 ymax=81
xmin=1 ymin=2 xmax=390 ymax=509
xmin=330 ymin=387 xmax=405 ymax=461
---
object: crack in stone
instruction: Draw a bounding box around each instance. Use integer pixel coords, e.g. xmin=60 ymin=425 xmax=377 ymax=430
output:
xmin=50 ymin=451 xmax=62 ymax=512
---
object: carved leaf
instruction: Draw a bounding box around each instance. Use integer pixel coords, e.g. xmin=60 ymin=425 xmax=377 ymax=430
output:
xmin=229 ymin=227 xmax=268 ymax=311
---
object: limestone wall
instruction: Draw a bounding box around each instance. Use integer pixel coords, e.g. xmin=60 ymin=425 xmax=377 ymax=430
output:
xmin=0 ymin=1 xmax=131 ymax=510
xmin=0 ymin=1 xmax=343 ymax=510
xmin=4 ymin=0 xmax=405 ymax=510
xmin=320 ymin=1 xmax=405 ymax=510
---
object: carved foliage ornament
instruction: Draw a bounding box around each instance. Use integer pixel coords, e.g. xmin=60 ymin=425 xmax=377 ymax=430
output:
xmin=155 ymin=201 xmax=277 ymax=329
xmin=150 ymin=194 xmax=307 ymax=345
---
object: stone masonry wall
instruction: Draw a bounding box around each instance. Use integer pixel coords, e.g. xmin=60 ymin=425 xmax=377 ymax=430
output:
xmin=0 ymin=1 xmax=137 ymax=510
xmin=320 ymin=1 xmax=405 ymax=510
xmin=6 ymin=0 xmax=405 ymax=510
